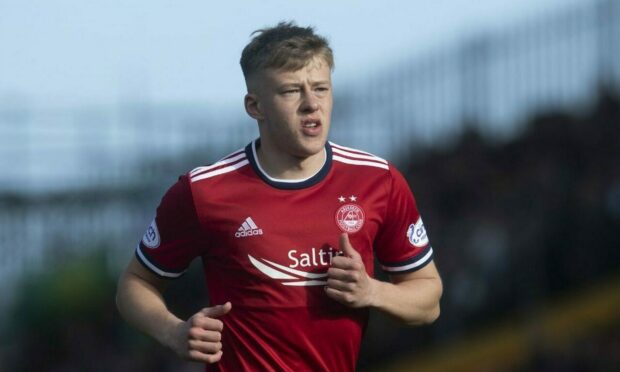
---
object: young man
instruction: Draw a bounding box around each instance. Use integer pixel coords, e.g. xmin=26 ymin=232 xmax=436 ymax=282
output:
xmin=116 ymin=22 xmax=442 ymax=371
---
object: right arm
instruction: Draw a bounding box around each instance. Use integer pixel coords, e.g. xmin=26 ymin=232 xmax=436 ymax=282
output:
xmin=116 ymin=256 xmax=231 ymax=364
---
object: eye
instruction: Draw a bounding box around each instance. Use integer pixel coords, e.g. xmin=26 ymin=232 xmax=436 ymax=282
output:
xmin=282 ymin=89 xmax=300 ymax=95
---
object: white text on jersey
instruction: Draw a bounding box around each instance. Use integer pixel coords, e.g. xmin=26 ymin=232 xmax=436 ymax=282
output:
xmin=235 ymin=217 xmax=264 ymax=238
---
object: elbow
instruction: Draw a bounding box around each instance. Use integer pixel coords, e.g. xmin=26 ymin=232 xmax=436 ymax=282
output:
xmin=115 ymin=287 xmax=124 ymax=313
xmin=406 ymin=284 xmax=442 ymax=326
xmin=423 ymin=279 xmax=443 ymax=324
xmin=425 ymin=304 xmax=441 ymax=324
xmin=115 ymin=282 xmax=125 ymax=317
xmin=405 ymin=304 xmax=440 ymax=326
xmin=115 ymin=272 xmax=131 ymax=317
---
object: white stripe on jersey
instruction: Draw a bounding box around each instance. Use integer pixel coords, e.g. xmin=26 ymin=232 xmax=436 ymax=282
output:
xmin=333 ymin=155 xmax=389 ymax=170
xmin=248 ymin=255 xmax=297 ymax=280
xmin=191 ymin=159 xmax=250 ymax=183
xmin=331 ymin=147 xmax=388 ymax=164
xmin=330 ymin=142 xmax=388 ymax=163
xmin=190 ymin=151 xmax=246 ymax=177
xmin=381 ymin=248 xmax=434 ymax=272
xmin=246 ymin=217 xmax=258 ymax=229
xmin=136 ymin=245 xmax=185 ymax=278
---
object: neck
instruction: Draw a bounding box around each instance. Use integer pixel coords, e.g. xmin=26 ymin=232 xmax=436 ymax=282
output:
xmin=255 ymin=140 xmax=326 ymax=181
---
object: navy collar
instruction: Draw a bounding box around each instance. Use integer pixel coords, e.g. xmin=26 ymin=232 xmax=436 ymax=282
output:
xmin=245 ymin=139 xmax=332 ymax=190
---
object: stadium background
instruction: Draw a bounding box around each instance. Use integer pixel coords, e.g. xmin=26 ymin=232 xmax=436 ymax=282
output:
xmin=1 ymin=0 xmax=619 ymax=370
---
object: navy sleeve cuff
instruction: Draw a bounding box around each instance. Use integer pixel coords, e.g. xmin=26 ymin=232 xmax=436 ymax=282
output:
xmin=379 ymin=246 xmax=434 ymax=274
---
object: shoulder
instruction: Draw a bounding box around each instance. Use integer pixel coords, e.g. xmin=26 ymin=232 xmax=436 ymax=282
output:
xmin=187 ymin=146 xmax=250 ymax=184
xmin=330 ymin=142 xmax=391 ymax=172
xmin=329 ymin=142 xmax=411 ymax=192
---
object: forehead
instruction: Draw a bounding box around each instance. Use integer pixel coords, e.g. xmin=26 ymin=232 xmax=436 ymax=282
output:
xmin=263 ymin=58 xmax=332 ymax=82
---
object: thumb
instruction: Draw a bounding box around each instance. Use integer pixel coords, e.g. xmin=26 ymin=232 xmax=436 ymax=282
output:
xmin=339 ymin=233 xmax=360 ymax=259
xmin=201 ymin=301 xmax=232 ymax=318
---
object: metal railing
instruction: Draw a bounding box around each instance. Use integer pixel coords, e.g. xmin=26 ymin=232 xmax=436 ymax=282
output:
xmin=0 ymin=0 xmax=618 ymax=288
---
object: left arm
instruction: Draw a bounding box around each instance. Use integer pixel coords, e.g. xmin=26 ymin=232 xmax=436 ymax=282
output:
xmin=325 ymin=234 xmax=442 ymax=325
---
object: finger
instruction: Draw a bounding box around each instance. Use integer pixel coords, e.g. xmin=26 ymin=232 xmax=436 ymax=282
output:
xmin=189 ymin=328 xmax=222 ymax=342
xmin=188 ymin=349 xmax=223 ymax=364
xmin=330 ymin=256 xmax=363 ymax=271
xmin=193 ymin=317 xmax=224 ymax=332
xmin=339 ymin=233 xmax=361 ymax=259
xmin=324 ymin=286 xmax=355 ymax=307
xmin=327 ymin=267 xmax=360 ymax=282
xmin=201 ymin=302 xmax=232 ymax=318
xmin=188 ymin=339 xmax=223 ymax=354
xmin=324 ymin=286 xmax=344 ymax=301
xmin=326 ymin=278 xmax=355 ymax=292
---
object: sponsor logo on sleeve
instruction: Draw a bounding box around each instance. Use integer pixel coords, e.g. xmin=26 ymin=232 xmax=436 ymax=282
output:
xmin=142 ymin=219 xmax=160 ymax=249
xmin=407 ymin=218 xmax=428 ymax=247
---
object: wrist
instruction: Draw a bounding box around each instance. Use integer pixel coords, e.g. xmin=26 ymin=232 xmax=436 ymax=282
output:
xmin=157 ymin=314 xmax=185 ymax=351
xmin=366 ymin=277 xmax=384 ymax=308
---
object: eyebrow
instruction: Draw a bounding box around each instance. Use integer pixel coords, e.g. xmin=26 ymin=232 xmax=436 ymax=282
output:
xmin=278 ymin=80 xmax=331 ymax=88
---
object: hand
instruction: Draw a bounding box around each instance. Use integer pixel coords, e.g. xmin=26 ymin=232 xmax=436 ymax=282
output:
xmin=325 ymin=234 xmax=376 ymax=308
xmin=169 ymin=302 xmax=232 ymax=364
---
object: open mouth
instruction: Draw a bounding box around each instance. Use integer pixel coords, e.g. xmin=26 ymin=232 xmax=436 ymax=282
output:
xmin=302 ymin=119 xmax=321 ymax=128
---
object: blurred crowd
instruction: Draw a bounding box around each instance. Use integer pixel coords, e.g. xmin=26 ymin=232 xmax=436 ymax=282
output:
xmin=386 ymin=86 xmax=620 ymax=371
xmin=1 ymin=88 xmax=619 ymax=371
xmin=408 ymin=87 xmax=620 ymax=330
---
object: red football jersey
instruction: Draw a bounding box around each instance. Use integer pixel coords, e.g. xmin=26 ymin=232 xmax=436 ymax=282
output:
xmin=136 ymin=140 xmax=433 ymax=371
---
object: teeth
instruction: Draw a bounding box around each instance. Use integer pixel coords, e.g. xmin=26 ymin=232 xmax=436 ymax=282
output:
xmin=304 ymin=122 xmax=318 ymax=128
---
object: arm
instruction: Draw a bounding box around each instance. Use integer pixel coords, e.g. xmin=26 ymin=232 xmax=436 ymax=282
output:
xmin=325 ymin=234 xmax=442 ymax=325
xmin=116 ymin=256 xmax=231 ymax=363
xmin=374 ymin=262 xmax=442 ymax=325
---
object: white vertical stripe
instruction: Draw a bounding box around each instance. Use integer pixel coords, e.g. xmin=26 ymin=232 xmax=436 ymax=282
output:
xmin=242 ymin=221 xmax=251 ymax=231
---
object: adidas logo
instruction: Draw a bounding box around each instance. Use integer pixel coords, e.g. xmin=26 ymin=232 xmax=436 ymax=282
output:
xmin=235 ymin=217 xmax=263 ymax=238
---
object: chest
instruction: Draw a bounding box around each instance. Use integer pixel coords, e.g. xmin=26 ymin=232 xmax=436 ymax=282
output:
xmin=194 ymin=176 xmax=388 ymax=273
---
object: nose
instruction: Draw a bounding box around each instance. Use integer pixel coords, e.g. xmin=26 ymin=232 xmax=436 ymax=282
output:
xmin=300 ymin=88 xmax=320 ymax=113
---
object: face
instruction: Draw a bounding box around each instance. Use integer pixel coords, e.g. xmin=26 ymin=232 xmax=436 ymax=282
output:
xmin=245 ymin=57 xmax=333 ymax=162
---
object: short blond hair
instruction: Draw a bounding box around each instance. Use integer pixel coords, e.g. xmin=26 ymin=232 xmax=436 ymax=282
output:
xmin=240 ymin=21 xmax=334 ymax=81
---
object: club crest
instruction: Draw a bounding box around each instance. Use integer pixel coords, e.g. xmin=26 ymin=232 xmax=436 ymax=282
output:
xmin=335 ymin=204 xmax=365 ymax=233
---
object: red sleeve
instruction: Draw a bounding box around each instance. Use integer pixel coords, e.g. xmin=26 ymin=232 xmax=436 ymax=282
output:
xmin=135 ymin=174 xmax=202 ymax=278
xmin=374 ymin=166 xmax=433 ymax=274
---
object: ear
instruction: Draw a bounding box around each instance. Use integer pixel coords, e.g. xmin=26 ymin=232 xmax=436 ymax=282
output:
xmin=244 ymin=93 xmax=263 ymax=121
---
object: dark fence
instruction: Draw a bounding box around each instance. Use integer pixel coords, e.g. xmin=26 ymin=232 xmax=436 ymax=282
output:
xmin=331 ymin=0 xmax=620 ymax=154
xmin=0 ymin=0 xmax=619 ymax=291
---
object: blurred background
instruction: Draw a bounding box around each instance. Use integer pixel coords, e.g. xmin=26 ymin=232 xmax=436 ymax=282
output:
xmin=1 ymin=0 xmax=620 ymax=371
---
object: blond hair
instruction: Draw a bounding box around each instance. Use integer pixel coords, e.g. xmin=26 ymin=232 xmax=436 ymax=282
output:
xmin=240 ymin=21 xmax=334 ymax=80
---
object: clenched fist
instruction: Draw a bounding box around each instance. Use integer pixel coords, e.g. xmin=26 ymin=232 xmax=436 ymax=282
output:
xmin=169 ymin=302 xmax=232 ymax=364
xmin=325 ymin=234 xmax=377 ymax=308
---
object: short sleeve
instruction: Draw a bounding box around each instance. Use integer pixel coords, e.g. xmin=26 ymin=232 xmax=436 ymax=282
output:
xmin=374 ymin=166 xmax=433 ymax=274
xmin=135 ymin=175 xmax=202 ymax=278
